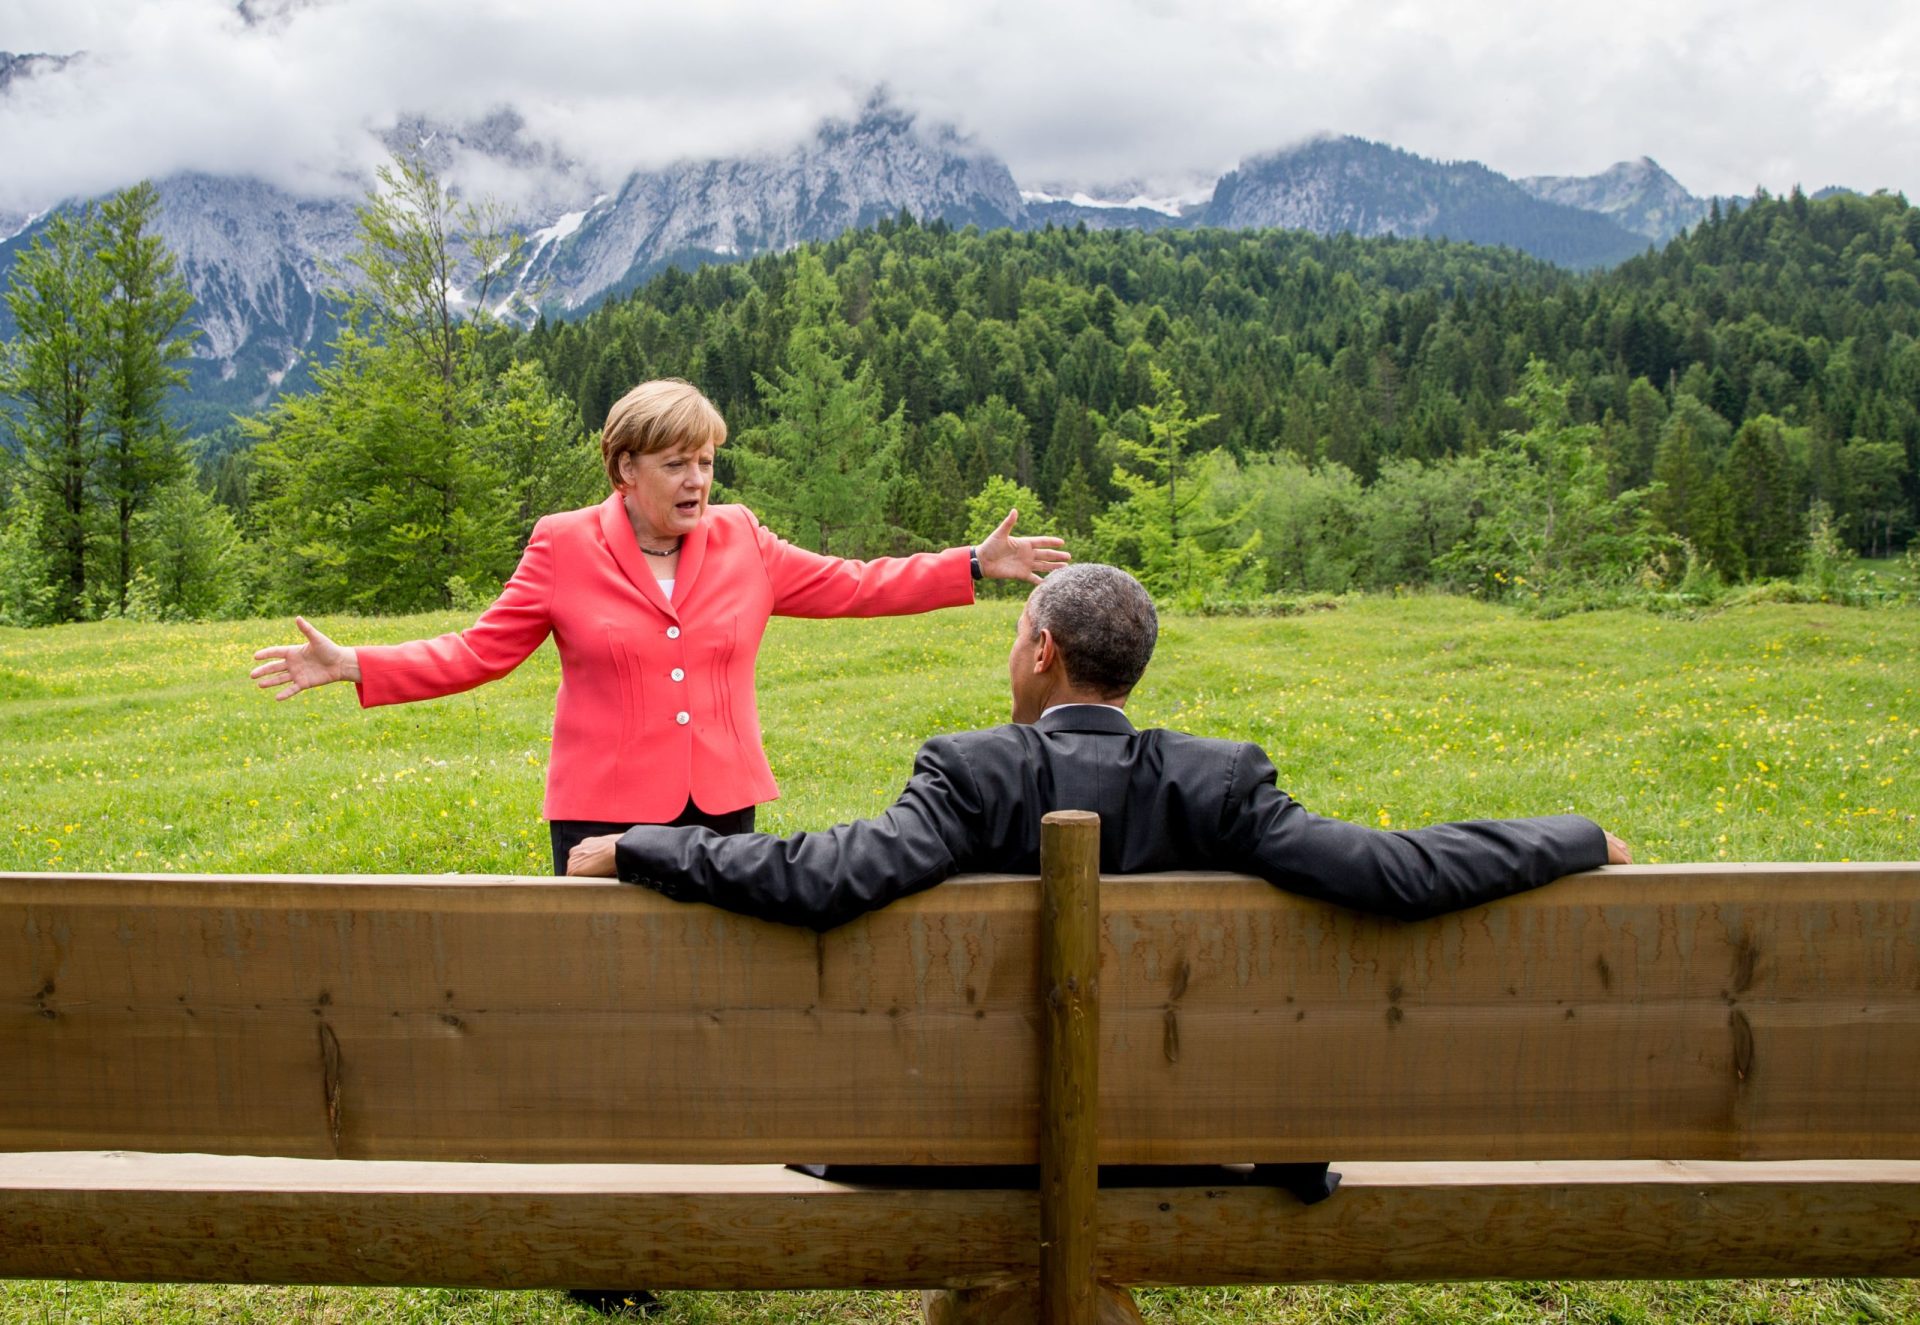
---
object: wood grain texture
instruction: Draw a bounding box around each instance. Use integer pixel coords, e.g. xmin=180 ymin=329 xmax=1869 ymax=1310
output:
xmin=3 ymin=1153 xmax=1915 ymax=1288
xmin=1039 ymin=813 xmax=1101 ymax=1325
xmin=4 ymin=864 xmax=1918 ymax=1164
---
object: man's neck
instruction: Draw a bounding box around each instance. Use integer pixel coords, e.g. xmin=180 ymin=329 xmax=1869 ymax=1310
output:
xmin=1042 ymin=699 xmax=1126 ymax=714
xmin=1040 ymin=681 xmax=1128 ymax=713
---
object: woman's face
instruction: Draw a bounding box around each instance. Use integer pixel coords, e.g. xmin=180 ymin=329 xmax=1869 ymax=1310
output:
xmin=619 ymin=441 xmax=715 ymax=541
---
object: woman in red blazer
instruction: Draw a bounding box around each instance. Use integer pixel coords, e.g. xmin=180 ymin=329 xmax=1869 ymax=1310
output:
xmin=250 ymin=379 xmax=1068 ymax=873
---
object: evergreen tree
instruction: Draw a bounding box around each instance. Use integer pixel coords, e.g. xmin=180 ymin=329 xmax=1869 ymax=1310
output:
xmin=97 ymin=183 xmax=196 ymax=614
xmin=1720 ymin=415 xmax=1802 ymax=578
xmin=1650 ymin=417 xmax=1712 ymax=545
xmin=0 ymin=206 xmax=111 ymax=620
xmin=1053 ymin=456 xmax=1100 ymax=538
xmin=1093 ymin=366 xmax=1261 ymax=602
xmin=1620 ymin=376 xmax=1667 ymax=489
xmin=734 ymin=256 xmax=902 ymax=556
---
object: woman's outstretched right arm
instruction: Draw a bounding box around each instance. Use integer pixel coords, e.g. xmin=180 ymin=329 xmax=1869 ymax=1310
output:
xmin=248 ymin=517 xmax=558 ymax=707
xmin=250 ymin=616 xmax=361 ymax=699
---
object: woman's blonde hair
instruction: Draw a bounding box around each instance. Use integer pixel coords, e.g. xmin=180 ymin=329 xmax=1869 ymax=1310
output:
xmin=601 ymin=379 xmax=727 ymax=487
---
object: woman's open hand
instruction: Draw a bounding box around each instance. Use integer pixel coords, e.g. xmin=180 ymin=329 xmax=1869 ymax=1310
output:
xmin=976 ymin=508 xmax=1071 ymax=585
xmin=250 ymin=617 xmax=360 ymax=700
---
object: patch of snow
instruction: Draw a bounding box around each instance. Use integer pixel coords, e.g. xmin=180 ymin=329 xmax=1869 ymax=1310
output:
xmin=3 ymin=208 xmax=46 ymax=241
xmin=1019 ymin=189 xmax=1196 ymax=217
xmin=531 ymin=206 xmax=591 ymax=250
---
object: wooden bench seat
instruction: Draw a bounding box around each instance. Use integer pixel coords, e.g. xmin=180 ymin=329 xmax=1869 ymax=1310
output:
xmin=5 ymin=826 xmax=1919 ymax=1320
xmin=7 ymin=1153 xmax=1920 ymax=1288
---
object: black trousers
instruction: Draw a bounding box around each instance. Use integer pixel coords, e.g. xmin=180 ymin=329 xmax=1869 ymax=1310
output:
xmin=549 ymin=800 xmax=757 ymax=876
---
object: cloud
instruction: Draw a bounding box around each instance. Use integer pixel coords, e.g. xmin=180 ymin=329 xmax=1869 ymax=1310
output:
xmin=2 ymin=0 xmax=1915 ymax=213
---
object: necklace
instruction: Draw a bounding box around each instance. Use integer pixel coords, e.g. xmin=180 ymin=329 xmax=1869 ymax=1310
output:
xmin=638 ymin=539 xmax=681 ymax=558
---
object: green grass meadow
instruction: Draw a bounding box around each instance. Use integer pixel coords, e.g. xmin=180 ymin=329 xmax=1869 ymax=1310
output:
xmin=2 ymin=595 xmax=1918 ymax=1323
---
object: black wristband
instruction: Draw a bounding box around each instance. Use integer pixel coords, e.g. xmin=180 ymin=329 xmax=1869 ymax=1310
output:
xmin=969 ymin=547 xmax=983 ymax=581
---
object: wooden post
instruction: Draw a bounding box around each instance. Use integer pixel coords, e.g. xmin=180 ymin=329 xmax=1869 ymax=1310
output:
xmin=1040 ymin=810 xmax=1101 ymax=1325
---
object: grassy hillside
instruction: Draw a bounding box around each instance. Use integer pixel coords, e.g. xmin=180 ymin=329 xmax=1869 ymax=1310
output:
xmin=2 ymin=595 xmax=1916 ymax=1322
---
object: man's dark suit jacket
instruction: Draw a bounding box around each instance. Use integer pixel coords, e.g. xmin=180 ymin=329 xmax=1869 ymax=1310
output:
xmin=615 ymin=704 xmax=1608 ymax=931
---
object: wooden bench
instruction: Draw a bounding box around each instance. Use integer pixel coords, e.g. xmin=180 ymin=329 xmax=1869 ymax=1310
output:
xmin=5 ymin=813 xmax=1919 ymax=1324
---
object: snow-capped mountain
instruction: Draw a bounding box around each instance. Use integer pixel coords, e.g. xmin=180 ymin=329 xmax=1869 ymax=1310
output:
xmin=3 ymin=64 xmax=1753 ymax=426
xmin=519 ymin=95 xmax=1023 ymax=312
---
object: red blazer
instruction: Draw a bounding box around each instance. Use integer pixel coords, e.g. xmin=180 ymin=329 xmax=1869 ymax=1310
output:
xmin=355 ymin=496 xmax=975 ymax=822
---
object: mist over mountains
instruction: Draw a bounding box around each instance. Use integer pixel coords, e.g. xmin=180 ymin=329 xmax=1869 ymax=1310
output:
xmin=0 ymin=64 xmax=1786 ymax=427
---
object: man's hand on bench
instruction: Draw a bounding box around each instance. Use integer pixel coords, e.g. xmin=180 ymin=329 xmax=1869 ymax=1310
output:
xmin=1604 ymin=830 xmax=1632 ymax=864
xmin=568 ymin=834 xmax=620 ymax=877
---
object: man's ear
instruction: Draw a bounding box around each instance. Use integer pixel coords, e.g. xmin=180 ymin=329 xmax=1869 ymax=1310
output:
xmin=1033 ymin=627 xmax=1058 ymax=673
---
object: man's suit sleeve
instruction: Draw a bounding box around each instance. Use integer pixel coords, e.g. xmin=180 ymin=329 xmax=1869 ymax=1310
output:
xmin=613 ymin=735 xmax=986 ymax=931
xmin=1216 ymin=744 xmax=1609 ymax=920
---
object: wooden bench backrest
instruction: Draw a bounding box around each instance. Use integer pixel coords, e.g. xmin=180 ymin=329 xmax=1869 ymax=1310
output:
xmin=4 ymin=864 xmax=1917 ymax=1164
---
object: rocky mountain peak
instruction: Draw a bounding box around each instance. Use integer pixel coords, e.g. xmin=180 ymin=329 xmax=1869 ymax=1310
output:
xmin=1204 ymin=135 xmax=1648 ymax=269
xmin=0 ymin=50 xmax=79 ymax=95
xmin=1517 ymin=157 xmax=1705 ymax=241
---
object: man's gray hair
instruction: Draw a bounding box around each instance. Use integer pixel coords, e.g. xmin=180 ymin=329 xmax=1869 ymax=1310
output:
xmin=1026 ymin=564 xmax=1158 ymax=697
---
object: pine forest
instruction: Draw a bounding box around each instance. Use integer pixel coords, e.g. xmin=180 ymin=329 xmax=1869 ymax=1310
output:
xmin=3 ymin=167 xmax=1919 ymax=626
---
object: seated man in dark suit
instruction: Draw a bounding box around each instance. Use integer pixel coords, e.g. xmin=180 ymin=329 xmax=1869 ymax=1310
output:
xmin=566 ymin=563 xmax=1629 ymax=925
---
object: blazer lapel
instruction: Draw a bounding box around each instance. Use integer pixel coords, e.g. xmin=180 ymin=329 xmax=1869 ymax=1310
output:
xmin=597 ymin=493 xmax=677 ymax=620
xmin=673 ymin=512 xmax=711 ymax=606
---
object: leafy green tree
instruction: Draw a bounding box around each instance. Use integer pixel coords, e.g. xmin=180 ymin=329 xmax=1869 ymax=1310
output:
xmin=0 ymin=481 xmax=58 ymax=626
xmin=250 ymin=334 xmax=515 ymax=612
xmin=96 ymin=183 xmax=196 ymax=615
xmin=127 ymin=476 xmax=250 ymax=621
xmin=248 ymin=154 xmax=523 ymax=612
xmin=0 ymin=206 xmax=110 ymax=619
xmin=1362 ymin=456 xmax=1488 ymax=590
xmin=347 ymin=154 xmax=525 ymax=398
xmin=1435 ymin=361 xmax=1663 ymax=599
xmin=475 ymin=360 xmax=605 ymax=547
xmin=1210 ymin=453 xmax=1366 ymax=594
xmin=1836 ymin=438 xmax=1912 ymax=556
xmin=1650 ymin=417 xmax=1713 ymax=542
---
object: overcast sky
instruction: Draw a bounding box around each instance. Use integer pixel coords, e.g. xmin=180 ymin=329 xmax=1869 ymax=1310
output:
xmin=4 ymin=0 xmax=1917 ymax=213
